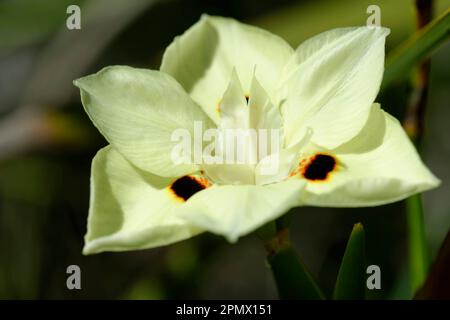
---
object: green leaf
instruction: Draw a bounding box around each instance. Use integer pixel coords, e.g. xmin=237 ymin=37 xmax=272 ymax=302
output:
xmin=382 ymin=8 xmax=450 ymax=89
xmin=268 ymin=245 xmax=325 ymax=300
xmin=333 ymin=223 xmax=366 ymax=300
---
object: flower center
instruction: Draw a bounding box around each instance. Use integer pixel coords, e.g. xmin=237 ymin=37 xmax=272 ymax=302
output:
xmin=201 ymin=70 xmax=287 ymax=185
xmin=201 ymin=70 xmax=317 ymax=186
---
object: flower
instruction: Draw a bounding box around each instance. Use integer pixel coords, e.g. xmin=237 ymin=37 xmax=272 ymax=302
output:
xmin=74 ymin=15 xmax=439 ymax=254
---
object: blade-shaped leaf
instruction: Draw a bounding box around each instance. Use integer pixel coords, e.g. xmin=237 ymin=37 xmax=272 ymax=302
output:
xmin=333 ymin=223 xmax=366 ymax=300
xmin=268 ymin=246 xmax=325 ymax=300
xmin=382 ymin=7 xmax=450 ymax=89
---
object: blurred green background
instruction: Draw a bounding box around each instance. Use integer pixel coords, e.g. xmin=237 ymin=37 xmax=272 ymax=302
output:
xmin=0 ymin=0 xmax=449 ymax=299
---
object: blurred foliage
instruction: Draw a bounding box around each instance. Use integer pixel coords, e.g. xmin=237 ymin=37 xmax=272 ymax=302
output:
xmin=383 ymin=7 xmax=450 ymax=89
xmin=0 ymin=0 xmax=85 ymax=49
xmin=0 ymin=0 xmax=449 ymax=299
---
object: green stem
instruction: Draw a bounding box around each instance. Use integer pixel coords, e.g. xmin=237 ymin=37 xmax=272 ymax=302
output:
xmin=264 ymin=228 xmax=325 ymax=300
xmin=406 ymin=195 xmax=430 ymax=292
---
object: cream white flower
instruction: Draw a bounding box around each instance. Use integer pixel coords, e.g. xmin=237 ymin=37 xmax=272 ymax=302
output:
xmin=74 ymin=15 xmax=439 ymax=254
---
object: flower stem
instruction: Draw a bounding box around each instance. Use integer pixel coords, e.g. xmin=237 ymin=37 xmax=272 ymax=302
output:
xmin=264 ymin=227 xmax=325 ymax=299
xmin=403 ymin=0 xmax=433 ymax=295
xmin=406 ymin=195 xmax=430 ymax=292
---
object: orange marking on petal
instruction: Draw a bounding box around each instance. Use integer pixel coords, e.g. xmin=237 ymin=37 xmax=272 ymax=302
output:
xmin=216 ymin=98 xmax=222 ymax=113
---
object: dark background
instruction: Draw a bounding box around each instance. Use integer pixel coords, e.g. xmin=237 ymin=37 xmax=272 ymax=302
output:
xmin=0 ymin=0 xmax=449 ymax=299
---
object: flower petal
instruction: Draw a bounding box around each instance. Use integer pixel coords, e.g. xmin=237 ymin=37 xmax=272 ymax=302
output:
xmin=74 ymin=66 xmax=214 ymax=177
xmin=177 ymin=179 xmax=305 ymax=242
xmin=299 ymin=104 xmax=440 ymax=207
xmin=248 ymin=73 xmax=283 ymax=132
xmin=83 ymin=146 xmax=202 ymax=254
xmin=161 ymin=15 xmax=294 ymax=124
xmin=218 ymin=68 xmax=249 ymax=129
xmin=280 ymin=26 xmax=390 ymax=149
xmin=255 ymin=128 xmax=313 ymax=185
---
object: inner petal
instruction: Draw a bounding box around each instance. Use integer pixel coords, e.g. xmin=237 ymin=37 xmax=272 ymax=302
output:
xmin=255 ymin=127 xmax=313 ymax=185
xmin=218 ymin=69 xmax=249 ymax=130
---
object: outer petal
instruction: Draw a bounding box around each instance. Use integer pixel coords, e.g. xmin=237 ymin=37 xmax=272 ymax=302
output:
xmin=161 ymin=15 xmax=294 ymax=124
xmin=83 ymin=146 xmax=201 ymax=254
xmin=280 ymin=26 xmax=390 ymax=149
xmin=177 ymin=179 xmax=305 ymax=242
xmin=299 ymin=104 xmax=440 ymax=207
xmin=74 ymin=66 xmax=214 ymax=178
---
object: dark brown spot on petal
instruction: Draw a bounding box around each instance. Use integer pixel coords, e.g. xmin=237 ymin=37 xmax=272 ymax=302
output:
xmin=302 ymin=154 xmax=337 ymax=181
xmin=170 ymin=175 xmax=209 ymax=201
xmin=245 ymin=95 xmax=250 ymax=104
